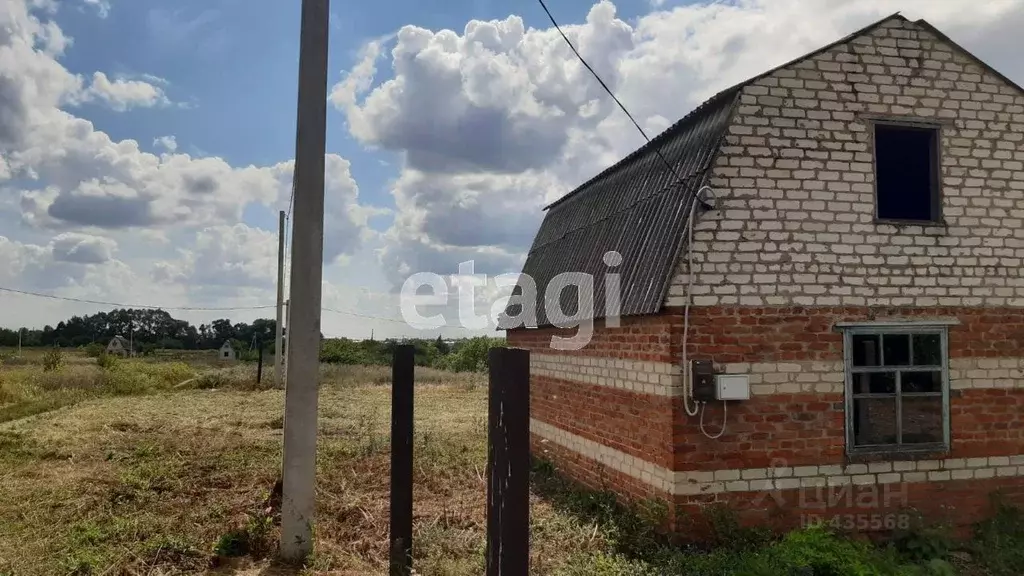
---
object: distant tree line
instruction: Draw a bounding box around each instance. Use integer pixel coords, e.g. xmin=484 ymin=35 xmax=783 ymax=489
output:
xmin=0 ymin=308 xmax=278 ymax=354
xmin=0 ymin=308 xmax=506 ymax=371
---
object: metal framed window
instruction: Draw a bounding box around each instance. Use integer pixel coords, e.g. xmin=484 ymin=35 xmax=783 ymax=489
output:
xmin=842 ymin=325 xmax=950 ymax=456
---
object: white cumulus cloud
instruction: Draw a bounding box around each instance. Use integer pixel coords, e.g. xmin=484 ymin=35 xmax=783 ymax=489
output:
xmin=0 ymin=0 xmax=380 ymax=330
xmin=79 ymin=72 xmax=170 ymax=111
xmin=334 ymin=0 xmax=1024 ymax=295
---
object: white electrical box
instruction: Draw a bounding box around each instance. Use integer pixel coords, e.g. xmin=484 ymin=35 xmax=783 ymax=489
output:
xmin=715 ymin=374 xmax=750 ymax=401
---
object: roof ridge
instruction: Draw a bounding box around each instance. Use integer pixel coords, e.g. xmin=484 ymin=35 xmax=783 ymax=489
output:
xmin=912 ymin=17 xmax=1024 ymax=95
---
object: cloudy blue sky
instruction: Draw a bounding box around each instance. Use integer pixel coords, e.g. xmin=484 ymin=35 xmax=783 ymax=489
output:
xmin=1 ymin=0 xmax=1023 ymax=338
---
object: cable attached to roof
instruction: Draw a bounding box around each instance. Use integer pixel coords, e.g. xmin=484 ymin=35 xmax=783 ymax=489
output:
xmin=536 ymin=0 xmax=689 ymax=187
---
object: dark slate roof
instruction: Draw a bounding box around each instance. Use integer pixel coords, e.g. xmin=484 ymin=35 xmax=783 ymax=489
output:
xmin=498 ymin=89 xmax=739 ymax=329
xmin=499 ymin=13 xmax=1024 ymax=330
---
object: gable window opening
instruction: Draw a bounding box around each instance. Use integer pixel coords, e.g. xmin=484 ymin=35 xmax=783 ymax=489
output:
xmin=874 ymin=122 xmax=941 ymax=223
xmin=844 ymin=327 xmax=949 ymax=455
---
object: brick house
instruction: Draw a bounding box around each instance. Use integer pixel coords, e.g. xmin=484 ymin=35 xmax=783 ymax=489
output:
xmin=502 ymin=13 xmax=1024 ymax=536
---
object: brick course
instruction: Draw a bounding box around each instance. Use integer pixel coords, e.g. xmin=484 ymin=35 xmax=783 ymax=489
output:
xmin=512 ymin=306 xmax=1024 ymax=364
xmin=507 ymin=314 xmax=676 ymax=362
xmin=530 ymin=428 xmax=670 ymax=503
xmin=532 ymin=375 xmax=675 ymax=469
xmin=531 ymin=353 xmax=682 ymax=396
xmin=684 ymin=306 xmax=1024 ymax=364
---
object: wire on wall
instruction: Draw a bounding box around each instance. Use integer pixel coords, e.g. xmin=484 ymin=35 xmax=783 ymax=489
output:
xmin=538 ymin=1 xmax=731 ymax=439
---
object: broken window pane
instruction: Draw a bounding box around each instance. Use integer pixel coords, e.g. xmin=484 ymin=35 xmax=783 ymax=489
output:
xmin=852 ymin=372 xmax=896 ymax=395
xmin=912 ymin=333 xmax=942 ymax=366
xmin=853 ymin=398 xmax=898 ymax=447
xmin=882 ymin=334 xmax=910 ymax=366
xmin=852 ymin=334 xmax=881 ymax=367
xmin=901 ymin=396 xmax=943 ymax=444
xmin=902 ymin=371 xmax=942 ymax=394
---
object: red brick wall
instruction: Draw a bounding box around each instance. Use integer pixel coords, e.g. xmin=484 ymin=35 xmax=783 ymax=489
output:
xmin=533 ymin=375 xmax=675 ymax=469
xmin=952 ymin=389 xmax=1024 ymax=458
xmin=682 ymin=306 xmax=1024 ymax=364
xmin=534 ymin=375 xmax=1024 ymax=473
xmin=515 ymin=304 xmax=1024 ymax=537
xmin=639 ymin=378 xmax=1024 ymax=473
xmin=672 ymin=394 xmax=845 ymax=471
xmin=507 ymin=314 xmax=678 ymax=362
xmin=509 ymin=305 xmax=1024 ymax=363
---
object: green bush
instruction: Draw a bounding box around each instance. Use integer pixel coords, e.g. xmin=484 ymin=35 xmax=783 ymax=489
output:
xmin=435 ymin=336 xmax=505 ymax=373
xmin=555 ymin=552 xmax=660 ymax=576
xmin=771 ymin=525 xmax=897 ymax=574
xmin=83 ymin=343 xmax=105 ymax=358
xmin=320 ymin=338 xmax=373 ymax=365
xmin=96 ymin=353 xmax=118 ymax=370
xmin=892 ymin=514 xmax=953 ymax=564
xmin=212 ymin=511 xmax=275 ymax=559
xmin=102 ymin=368 xmax=157 ymax=395
xmin=972 ymin=502 xmax=1024 ymax=576
xmin=41 ymin=348 xmax=64 ymax=373
xmin=704 ymin=502 xmax=773 ymax=550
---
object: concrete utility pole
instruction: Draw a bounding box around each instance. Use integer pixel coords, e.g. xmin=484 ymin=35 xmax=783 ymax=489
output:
xmin=275 ymin=210 xmax=286 ymax=388
xmin=280 ymin=0 xmax=330 ymax=562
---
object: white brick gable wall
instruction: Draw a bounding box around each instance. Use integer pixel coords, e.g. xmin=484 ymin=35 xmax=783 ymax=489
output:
xmin=665 ymin=18 xmax=1024 ymax=309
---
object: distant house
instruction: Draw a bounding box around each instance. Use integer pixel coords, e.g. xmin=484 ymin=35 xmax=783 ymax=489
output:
xmin=218 ymin=340 xmax=236 ymax=361
xmin=105 ymin=336 xmax=132 ymax=357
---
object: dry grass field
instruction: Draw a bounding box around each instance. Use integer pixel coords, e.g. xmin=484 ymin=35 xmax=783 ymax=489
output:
xmin=0 ymin=354 xmax=628 ymax=575
xmin=1 ymin=349 xmax=1022 ymax=575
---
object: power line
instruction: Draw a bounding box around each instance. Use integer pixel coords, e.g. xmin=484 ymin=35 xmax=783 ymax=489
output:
xmin=286 ymin=178 xmax=296 ymax=222
xmin=0 ymin=285 xmax=424 ymax=325
xmin=536 ymin=0 xmax=688 ymax=183
xmin=0 ymin=286 xmax=276 ymax=312
xmin=321 ymin=306 xmax=411 ymax=324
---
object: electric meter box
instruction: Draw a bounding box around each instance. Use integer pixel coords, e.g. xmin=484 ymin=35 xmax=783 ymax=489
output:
xmin=714 ymin=374 xmax=750 ymax=401
xmin=691 ymin=360 xmax=716 ymax=402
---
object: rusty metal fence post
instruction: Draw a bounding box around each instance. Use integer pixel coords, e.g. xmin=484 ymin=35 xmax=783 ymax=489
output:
xmin=390 ymin=344 xmax=415 ymax=576
xmin=256 ymin=339 xmax=264 ymax=385
xmin=486 ymin=347 xmax=530 ymax=576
